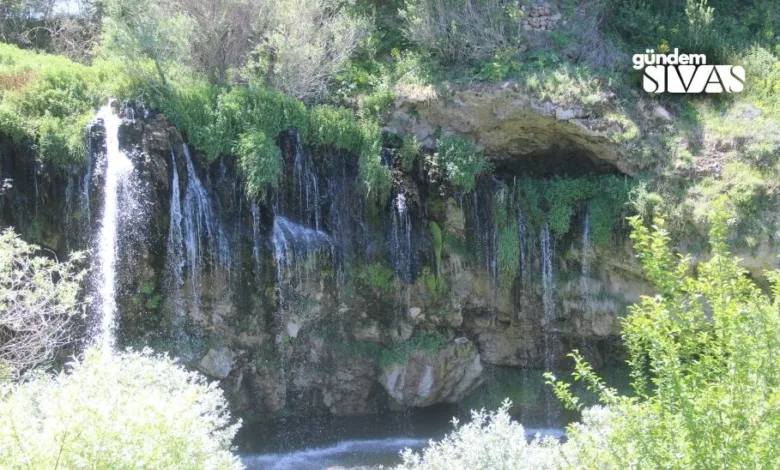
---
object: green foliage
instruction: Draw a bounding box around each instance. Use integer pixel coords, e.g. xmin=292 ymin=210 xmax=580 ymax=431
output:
xmin=0 ymin=347 xmax=242 ymax=469
xmin=399 ymin=135 xmax=421 ymax=172
xmin=0 ymin=43 xmax=103 ymax=168
xmin=237 ymin=131 xmax=283 ymax=201
xmin=101 ymin=0 xmax=193 ymax=84
xmin=516 ymin=174 xmax=633 ymax=245
xmin=153 ymin=82 xmax=390 ymax=201
xmin=379 ymin=332 xmax=447 ymax=369
xmin=0 ymin=229 xmax=88 ymax=379
xmin=434 ymin=135 xmax=491 ymax=193
xmin=417 ymin=267 xmax=448 ymax=298
xmin=548 ymin=205 xmax=780 ymax=469
xmin=355 ymin=261 xmax=396 ymax=295
xmin=399 ymin=0 xmax=522 ymax=64
xmin=396 ymin=400 xmax=562 ymax=469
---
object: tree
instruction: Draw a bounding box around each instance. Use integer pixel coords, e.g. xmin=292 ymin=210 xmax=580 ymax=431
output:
xmin=174 ymin=0 xmax=256 ymax=82
xmin=101 ymin=0 xmax=193 ymax=85
xmin=399 ymin=0 xmax=521 ymax=64
xmin=0 ymin=229 xmax=88 ymax=380
xmin=251 ymin=0 xmax=371 ymax=99
xmin=549 ymin=204 xmax=780 ymax=469
xmin=0 ymin=347 xmax=243 ymax=469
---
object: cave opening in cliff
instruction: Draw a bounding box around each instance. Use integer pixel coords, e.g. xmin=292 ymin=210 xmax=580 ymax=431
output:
xmin=491 ymin=143 xmax=625 ymax=180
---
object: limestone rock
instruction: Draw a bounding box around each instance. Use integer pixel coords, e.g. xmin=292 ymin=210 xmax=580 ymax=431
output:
xmin=379 ymin=339 xmax=483 ymax=407
xmin=199 ymin=347 xmax=234 ymax=379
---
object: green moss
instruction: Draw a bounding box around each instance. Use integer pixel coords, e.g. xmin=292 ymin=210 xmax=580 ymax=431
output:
xmin=379 ymin=332 xmax=447 ymax=369
xmin=354 ymin=260 xmax=396 ymax=295
xmin=417 ymin=267 xmax=448 ymax=298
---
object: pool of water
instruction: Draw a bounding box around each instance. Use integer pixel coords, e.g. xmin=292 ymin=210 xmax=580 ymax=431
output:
xmin=238 ymin=406 xmax=566 ymax=470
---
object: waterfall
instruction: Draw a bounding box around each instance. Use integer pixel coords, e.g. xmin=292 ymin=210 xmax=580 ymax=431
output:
xmin=272 ymin=216 xmax=332 ymax=310
xmin=581 ymin=203 xmax=591 ymax=279
xmin=182 ymin=144 xmax=231 ymax=283
xmin=517 ymin=208 xmax=528 ymax=281
xmin=165 ymin=149 xmax=185 ymax=336
xmin=292 ymin=131 xmax=321 ymax=230
xmin=390 ymin=192 xmax=412 ymax=283
xmin=540 ymin=222 xmax=555 ymax=321
xmin=164 ymin=144 xmax=230 ymax=338
xmin=540 ymin=221 xmax=561 ymax=425
xmin=252 ymin=202 xmax=264 ymax=284
xmin=92 ymin=103 xmax=135 ymax=349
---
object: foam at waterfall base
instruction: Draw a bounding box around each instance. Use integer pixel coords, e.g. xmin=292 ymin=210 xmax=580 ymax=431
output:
xmin=241 ymin=427 xmax=566 ymax=469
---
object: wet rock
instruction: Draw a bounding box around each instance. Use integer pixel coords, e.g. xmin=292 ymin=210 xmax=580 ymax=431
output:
xmin=199 ymin=347 xmax=235 ymax=379
xmin=379 ymin=339 xmax=483 ymax=407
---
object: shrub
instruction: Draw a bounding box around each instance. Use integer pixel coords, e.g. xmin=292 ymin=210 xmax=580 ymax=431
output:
xmin=237 ymin=130 xmax=283 ymax=201
xmin=396 ymin=400 xmax=561 ymax=469
xmin=0 ymin=348 xmax=243 ymax=469
xmin=399 ymin=0 xmax=521 ymax=64
xmin=0 ymin=229 xmax=88 ymax=379
xmin=434 ymin=135 xmax=491 ymax=193
xmin=0 ymin=43 xmax=103 ymax=168
xmin=251 ymin=0 xmax=372 ymax=100
xmin=548 ymin=204 xmax=780 ymax=469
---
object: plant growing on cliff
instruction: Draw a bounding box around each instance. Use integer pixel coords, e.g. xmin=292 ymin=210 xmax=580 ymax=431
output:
xmin=434 ymin=135 xmax=491 ymax=193
xmin=0 ymin=229 xmax=88 ymax=380
xmin=547 ymin=204 xmax=780 ymax=469
xmin=0 ymin=347 xmax=243 ymax=469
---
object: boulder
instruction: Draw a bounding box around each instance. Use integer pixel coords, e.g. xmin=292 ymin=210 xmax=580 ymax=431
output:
xmin=199 ymin=347 xmax=235 ymax=379
xmin=379 ymin=339 xmax=483 ymax=407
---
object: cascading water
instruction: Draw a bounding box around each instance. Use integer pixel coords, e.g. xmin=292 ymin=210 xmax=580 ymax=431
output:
xmin=91 ymin=103 xmax=135 ymax=349
xmin=182 ymin=144 xmax=231 ymax=282
xmin=390 ymin=192 xmax=413 ymax=283
xmin=272 ymin=217 xmax=332 ymax=307
xmin=164 ymin=144 xmax=230 ymax=338
xmin=291 ymin=131 xmax=321 ymax=230
xmin=540 ymin=221 xmax=560 ymax=424
xmin=252 ymin=202 xmax=264 ymax=284
xmin=517 ymin=208 xmax=529 ymax=281
xmin=271 ymin=216 xmax=332 ymax=374
xmin=581 ymin=203 xmax=591 ymax=279
xmin=540 ymin=222 xmax=555 ymax=319
xmin=165 ymin=149 xmax=185 ymax=336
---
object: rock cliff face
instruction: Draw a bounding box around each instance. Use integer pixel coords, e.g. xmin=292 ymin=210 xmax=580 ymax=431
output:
xmin=0 ymin=97 xmax=653 ymax=422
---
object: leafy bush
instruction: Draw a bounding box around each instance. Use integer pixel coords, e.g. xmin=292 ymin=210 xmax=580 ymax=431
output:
xmin=548 ymin=205 xmax=780 ymax=469
xmin=0 ymin=348 xmax=243 ymax=469
xmin=396 ymin=400 xmax=561 ymax=469
xmin=237 ymin=130 xmax=283 ymax=201
xmin=399 ymin=135 xmax=421 ymax=172
xmin=0 ymin=43 xmax=103 ymax=168
xmin=434 ymin=135 xmax=491 ymax=193
xmin=399 ymin=0 xmax=522 ymax=64
xmin=250 ymin=0 xmax=371 ymax=99
xmin=516 ymin=174 xmax=632 ymax=245
xmin=0 ymin=229 xmax=88 ymax=379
